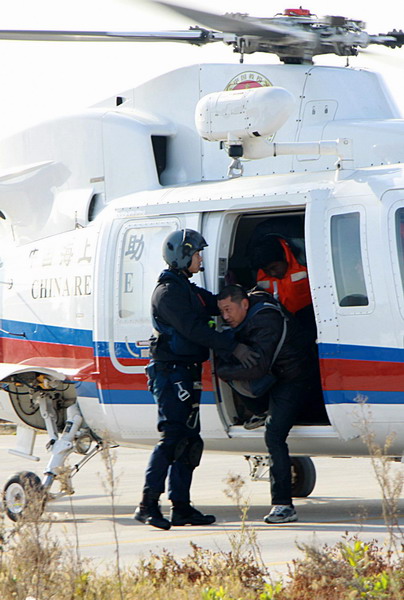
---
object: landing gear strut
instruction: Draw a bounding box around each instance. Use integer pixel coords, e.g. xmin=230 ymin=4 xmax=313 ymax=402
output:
xmin=2 ymin=372 xmax=112 ymax=522
xmin=3 ymin=440 xmax=105 ymax=521
xmin=3 ymin=399 xmax=107 ymax=521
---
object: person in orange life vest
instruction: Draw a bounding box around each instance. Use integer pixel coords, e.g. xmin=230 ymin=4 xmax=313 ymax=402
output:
xmin=248 ymin=234 xmax=316 ymax=341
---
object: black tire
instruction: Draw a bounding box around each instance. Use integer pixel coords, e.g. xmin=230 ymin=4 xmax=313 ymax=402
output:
xmin=291 ymin=456 xmax=316 ymax=497
xmin=3 ymin=471 xmax=46 ymax=522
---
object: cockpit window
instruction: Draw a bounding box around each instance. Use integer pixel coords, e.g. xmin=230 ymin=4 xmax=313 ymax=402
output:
xmin=331 ymin=212 xmax=369 ymax=307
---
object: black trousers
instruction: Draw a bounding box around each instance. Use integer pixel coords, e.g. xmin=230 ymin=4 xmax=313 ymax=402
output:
xmin=144 ymin=362 xmax=202 ymax=503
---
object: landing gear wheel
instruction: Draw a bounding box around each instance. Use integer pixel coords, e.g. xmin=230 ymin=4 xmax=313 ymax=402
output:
xmin=291 ymin=456 xmax=316 ymax=497
xmin=3 ymin=471 xmax=46 ymax=522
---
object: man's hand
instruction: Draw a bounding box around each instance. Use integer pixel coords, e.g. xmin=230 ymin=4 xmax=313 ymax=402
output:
xmin=232 ymin=343 xmax=260 ymax=368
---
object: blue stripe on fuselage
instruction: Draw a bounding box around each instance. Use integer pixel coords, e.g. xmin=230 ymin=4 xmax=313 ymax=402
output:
xmin=0 ymin=318 xmax=92 ymax=347
xmin=318 ymin=342 xmax=404 ymax=362
xmin=82 ymin=385 xmax=402 ymax=406
xmin=324 ymin=390 xmax=404 ymax=405
xmin=0 ymin=319 xmax=139 ymax=358
xmin=76 ymin=383 xmax=215 ymax=405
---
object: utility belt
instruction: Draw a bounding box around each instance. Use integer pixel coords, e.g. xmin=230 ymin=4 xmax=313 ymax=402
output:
xmin=146 ymin=361 xmax=203 ymax=429
xmin=146 ymin=361 xmax=202 ymax=381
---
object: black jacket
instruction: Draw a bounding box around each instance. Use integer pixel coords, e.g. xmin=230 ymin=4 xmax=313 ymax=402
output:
xmin=216 ymin=291 xmax=313 ymax=383
xmin=150 ymin=269 xmax=235 ymax=364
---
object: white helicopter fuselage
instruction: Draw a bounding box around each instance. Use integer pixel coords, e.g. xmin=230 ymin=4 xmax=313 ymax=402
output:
xmin=1 ymin=61 xmax=404 ymax=468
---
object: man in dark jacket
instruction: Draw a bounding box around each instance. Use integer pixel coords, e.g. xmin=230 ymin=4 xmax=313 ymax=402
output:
xmin=134 ymin=230 xmax=258 ymax=530
xmin=216 ymin=284 xmax=314 ymax=524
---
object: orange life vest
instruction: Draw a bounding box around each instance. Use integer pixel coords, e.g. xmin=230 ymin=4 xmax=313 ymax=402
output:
xmin=256 ymin=238 xmax=312 ymax=314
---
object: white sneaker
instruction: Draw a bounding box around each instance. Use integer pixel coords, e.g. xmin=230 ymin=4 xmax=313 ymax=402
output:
xmin=264 ymin=505 xmax=297 ymax=524
xmin=243 ymin=414 xmax=267 ymax=430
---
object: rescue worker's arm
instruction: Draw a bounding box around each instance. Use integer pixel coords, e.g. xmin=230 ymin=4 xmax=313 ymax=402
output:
xmin=190 ymin=283 xmax=221 ymax=316
xmin=191 ymin=285 xmax=259 ymax=365
xmin=157 ymin=285 xmax=236 ymax=357
xmin=216 ymin=310 xmax=283 ymax=381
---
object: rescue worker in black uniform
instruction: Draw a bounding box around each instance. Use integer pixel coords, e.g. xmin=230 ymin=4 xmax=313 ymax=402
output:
xmin=216 ymin=284 xmax=315 ymax=524
xmin=134 ymin=230 xmax=259 ymax=530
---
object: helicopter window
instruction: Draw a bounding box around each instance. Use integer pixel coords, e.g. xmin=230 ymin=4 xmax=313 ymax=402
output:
xmin=117 ymin=222 xmax=172 ymax=322
xmin=331 ymin=212 xmax=369 ymax=307
xmin=395 ymin=208 xmax=404 ymax=293
xmin=151 ymin=136 xmax=167 ymax=182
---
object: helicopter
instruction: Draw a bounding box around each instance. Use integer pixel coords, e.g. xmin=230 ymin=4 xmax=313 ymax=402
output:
xmin=1 ymin=0 xmax=404 ymax=521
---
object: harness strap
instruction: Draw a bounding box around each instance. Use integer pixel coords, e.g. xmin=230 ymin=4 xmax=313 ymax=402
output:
xmin=235 ymin=299 xmax=288 ymax=370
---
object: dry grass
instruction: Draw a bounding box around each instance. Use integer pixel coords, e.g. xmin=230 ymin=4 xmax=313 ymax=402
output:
xmin=265 ymin=537 xmax=404 ymax=600
xmin=0 ymin=525 xmax=402 ymax=600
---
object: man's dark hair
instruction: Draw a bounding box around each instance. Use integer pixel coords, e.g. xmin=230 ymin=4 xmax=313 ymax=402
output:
xmin=248 ymin=234 xmax=286 ymax=270
xmin=217 ymin=284 xmax=248 ymax=303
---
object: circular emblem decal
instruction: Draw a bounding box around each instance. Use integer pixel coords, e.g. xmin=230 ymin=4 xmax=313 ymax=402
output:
xmin=225 ymin=71 xmax=272 ymax=91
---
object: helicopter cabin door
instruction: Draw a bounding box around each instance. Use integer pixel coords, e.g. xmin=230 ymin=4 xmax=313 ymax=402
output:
xmin=305 ymin=190 xmax=376 ymax=440
xmin=95 ymin=216 xmax=180 ymax=441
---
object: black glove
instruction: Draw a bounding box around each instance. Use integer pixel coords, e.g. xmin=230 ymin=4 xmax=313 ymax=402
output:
xmin=232 ymin=343 xmax=260 ymax=368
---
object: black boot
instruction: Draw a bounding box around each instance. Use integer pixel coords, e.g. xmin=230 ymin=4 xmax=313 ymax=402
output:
xmin=134 ymin=489 xmax=171 ymax=530
xmin=171 ymin=501 xmax=216 ymax=526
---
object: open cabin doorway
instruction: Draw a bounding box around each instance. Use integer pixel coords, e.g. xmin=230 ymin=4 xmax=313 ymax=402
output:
xmin=213 ymin=209 xmax=330 ymax=430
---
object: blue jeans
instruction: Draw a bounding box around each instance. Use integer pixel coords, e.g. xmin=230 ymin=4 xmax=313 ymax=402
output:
xmin=144 ymin=362 xmax=203 ymax=503
xmin=264 ymin=379 xmax=307 ymax=506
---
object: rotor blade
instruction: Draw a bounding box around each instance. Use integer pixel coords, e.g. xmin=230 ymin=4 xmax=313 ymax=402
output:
xmin=370 ymin=30 xmax=404 ymax=48
xmin=360 ymin=46 xmax=404 ymax=68
xmin=153 ymin=0 xmax=315 ymax=44
xmin=0 ymin=29 xmax=223 ymax=44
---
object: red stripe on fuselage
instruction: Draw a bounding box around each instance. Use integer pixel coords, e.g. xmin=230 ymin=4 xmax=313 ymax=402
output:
xmin=97 ymin=357 xmax=214 ymax=391
xmin=0 ymin=338 xmax=215 ymax=392
xmin=320 ymin=357 xmax=404 ymax=392
xmin=0 ymin=336 xmax=93 ymax=362
xmin=0 ymin=337 xmax=95 ymax=378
